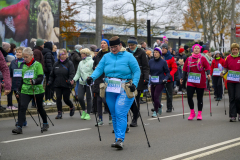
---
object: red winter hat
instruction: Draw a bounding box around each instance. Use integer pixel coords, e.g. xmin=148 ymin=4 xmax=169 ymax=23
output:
xmin=203 ymin=50 xmax=208 ymax=53
xmin=179 ymin=48 xmax=184 ymax=53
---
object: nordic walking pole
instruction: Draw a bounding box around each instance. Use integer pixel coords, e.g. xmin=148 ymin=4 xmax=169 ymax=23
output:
xmin=133 ymin=92 xmax=151 ymax=147
xmin=10 ymin=105 xmax=16 ymax=124
xmin=27 ymin=109 xmax=39 ymax=126
xmin=145 ymin=92 xmax=149 ymax=116
xmin=181 ymin=84 xmax=185 ymax=119
xmin=89 ymin=84 xmax=101 ymax=141
xmin=30 ymin=79 xmax=43 ymax=133
xmin=222 ymin=79 xmax=226 ymax=115
xmin=207 ymin=80 xmax=212 ymax=116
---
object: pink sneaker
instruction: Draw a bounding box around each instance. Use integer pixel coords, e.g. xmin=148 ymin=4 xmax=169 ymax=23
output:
xmin=188 ymin=109 xmax=196 ymax=120
xmin=197 ymin=111 xmax=202 ymax=120
xmin=11 ymin=106 xmax=18 ymax=110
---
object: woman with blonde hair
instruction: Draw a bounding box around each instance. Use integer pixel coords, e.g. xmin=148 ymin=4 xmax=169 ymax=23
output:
xmin=71 ymin=48 xmax=94 ymax=120
xmin=48 ymin=49 xmax=75 ymax=119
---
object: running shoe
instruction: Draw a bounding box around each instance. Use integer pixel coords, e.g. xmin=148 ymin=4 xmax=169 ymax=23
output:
xmin=42 ymin=123 xmax=49 ymax=131
xmin=12 ymin=126 xmax=22 ymax=134
xmin=45 ymin=100 xmax=52 ymax=106
xmin=115 ymin=138 xmax=124 ymax=149
xmin=152 ymin=111 xmax=157 ymax=118
xmin=50 ymin=99 xmax=56 ymax=105
xmin=230 ymin=117 xmax=236 ymax=122
xmin=84 ymin=114 xmax=91 ymax=120
xmin=55 ymin=111 xmax=62 ymax=119
xmin=70 ymin=106 xmax=75 ymax=117
xmin=111 ymin=141 xmax=116 ymax=147
xmin=95 ymin=120 xmax=104 ymax=126
xmin=158 ymin=107 xmax=162 ymax=115
xmin=81 ymin=111 xmax=86 ymax=119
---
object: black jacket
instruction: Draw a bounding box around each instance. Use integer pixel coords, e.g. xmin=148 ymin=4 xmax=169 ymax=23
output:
xmin=42 ymin=42 xmax=54 ymax=74
xmin=48 ymin=58 xmax=75 ymax=89
xmin=92 ymin=49 xmax=109 ymax=93
xmin=70 ymin=50 xmax=82 ymax=73
xmin=127 ymin=48 xmax=150 ymax=90
xmin=176 ymin=53 xmax=187 ymax=63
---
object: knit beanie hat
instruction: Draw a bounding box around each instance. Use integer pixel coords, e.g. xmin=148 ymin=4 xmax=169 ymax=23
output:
xmin=101 ymin=39 xmax=110 ymax=46
xmin=179 ymin=48 xmax=185 ymax=53
xmin=203 ymin=50 xmax=208 ymax=54
xmin=36 ymin=39 xmax=44 ymax=47
xmin=163 ymin=36 xmax=168 ymax=42
xmin=162 ymin=44 xmax=168 ymax=50
xmin=154 ymin=47 xmax=162 ymax=55
xmin=2 ymin=42 xmax=10 ymax=52
xmin=90 ymin=45 xmax=97 ymax=52
xmin=127 ymin=37 xmax=138 ymax=44
xmin=214 ymin=50 xmax=220 ymax=55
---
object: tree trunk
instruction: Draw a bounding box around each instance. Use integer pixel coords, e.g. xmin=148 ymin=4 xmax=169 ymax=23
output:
xmin=133 ymin=0 xmax=137 ymax=38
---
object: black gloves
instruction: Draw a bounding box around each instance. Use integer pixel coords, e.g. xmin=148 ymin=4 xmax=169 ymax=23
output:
xmin=162 ymin=79 xmax=167 ymax=84
xmin=128 ymin=84 xmax=136 ymax=92
xmin=87 ymin=77 xmax=93 ymax=85
xmin=143 ymin=79 xmax=149 ymax=85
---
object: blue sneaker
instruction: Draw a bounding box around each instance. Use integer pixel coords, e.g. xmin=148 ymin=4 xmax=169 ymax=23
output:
xmin=15 ymin=121 xmax=27 ymax=126
xmin=23 ymin=121 xmax=27 ymax=126
xmin=158 ymin=107 xmax=162 ymax=115
xmin=152 ymin=111 xmax=157 ymax=118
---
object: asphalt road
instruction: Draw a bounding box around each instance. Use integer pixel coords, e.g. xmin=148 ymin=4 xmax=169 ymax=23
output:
xmin=0 ymin=95 xmax=240 ymax=160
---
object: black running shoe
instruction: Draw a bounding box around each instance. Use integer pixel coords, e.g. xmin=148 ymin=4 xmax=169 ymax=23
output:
xmin=12 ymin=126 xmax=22 ymax=134
xmin=55 ymin=111 xmax=62 ymax=119
xmin=42 ymin=123 xmax=49 ymax=131
xmin=111 ymin=141 xmax=116 ymax=147
xmin=115 ymin=138 xmax=124 ymax=149
xmin=70 ymin=106 xmax=75 ymax=117
xmin=130 ymin=119 xmax=138 ymax=127
xmin=166 ymin=108 xmax=172 ymax=113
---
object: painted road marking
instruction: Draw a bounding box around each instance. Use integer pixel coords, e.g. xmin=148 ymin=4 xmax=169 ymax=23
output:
xmin=147 ymin=113 xmax=190 ymax=120
xmin=1 ymin=128 xmax=91 ymax=144
xmin=162 ymin=137 xmax=240 ymax=160
xmin=182 ymin=142 xmax=240 ymax=160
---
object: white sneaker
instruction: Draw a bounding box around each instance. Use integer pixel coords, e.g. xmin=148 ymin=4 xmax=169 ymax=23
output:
xmin=174 ymin=86 xmax=179 ymax=93
xmin=46 ymin=100 xmax=52 ymax=106
xmin=50 ymin=99 xmax=56 ymax=105
xmin=177 ymin=91 xmax=186 ymax=95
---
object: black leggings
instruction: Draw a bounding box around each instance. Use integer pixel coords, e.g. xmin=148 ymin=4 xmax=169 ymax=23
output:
xmin=55 ymin=87 xmax=73 ymax=112
xmin=130 ymin=90 xmax=141 ymax=119
xmin=18 ymin=93 xmax=47 ymax=127
xmin=212 ymin=76 xmax=223 ymax=98
xmin=96 ymin=93 xmax=110 ymax=119
xmin=187 ymin=86 xmax=204 ymax=111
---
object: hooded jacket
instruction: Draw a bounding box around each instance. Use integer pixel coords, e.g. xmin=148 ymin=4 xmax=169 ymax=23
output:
xmin=33 ymin=46 xmax=44 ymax=69
xmin=73 ymin=56 xmax=94 ymax=85
xmin=210 ymin=57 xmax=225 ymax=76
xmin=42 ymin=42 xmax=54 ymax=74
xmin=126 ymin=47 xmax=149 ymax=90
xmin=162 ymin=50 xmax=178 ymax=82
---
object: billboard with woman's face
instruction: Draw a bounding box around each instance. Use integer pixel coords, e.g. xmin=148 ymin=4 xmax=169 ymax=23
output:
xmin=0 ymin=0 xmax=60 ymax=47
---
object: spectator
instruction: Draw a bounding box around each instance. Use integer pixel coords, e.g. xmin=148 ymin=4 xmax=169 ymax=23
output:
xmin=70 ymin=45 xmax=82 ymax=100
xmin=52 ymin=45 xmax=58 ymax=62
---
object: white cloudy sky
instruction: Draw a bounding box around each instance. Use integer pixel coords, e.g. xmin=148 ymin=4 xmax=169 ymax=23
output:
xmin=67 ymin=0 xmax=185 ymax=28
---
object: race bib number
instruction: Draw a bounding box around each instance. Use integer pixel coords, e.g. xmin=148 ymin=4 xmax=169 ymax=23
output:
xmin=151 ymin=76 xmax=159 ymax=83
xmin=13 ymin=69 xmax=22 ymax=77
xmin=227 ymin=70 xmax=240 ymax=82
xmin=23 ymin=70 xmax=34 ymax=78
xmin=188 ymin=72 xmax=201 ymax=83
xmin=106 ymin=78 xmax=121 ymax=93
xmin=213 ymin=68 xmax=221 ymax=76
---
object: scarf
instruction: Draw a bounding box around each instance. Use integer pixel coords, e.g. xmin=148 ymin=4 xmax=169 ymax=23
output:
xmin=129 ymin=47 xmax=138 ymax=53
xmin=231 ymin=52 xmax=239 ymax=58
xmin=188 ymin=53 xmax=203 ymax=72
xmin=26 ymin=58 xmax=34 ymax=67
xmin=60 ymin=59 xmax=66 ymax=62
xmin=216 ymin=57 xmax=220 ymax=60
